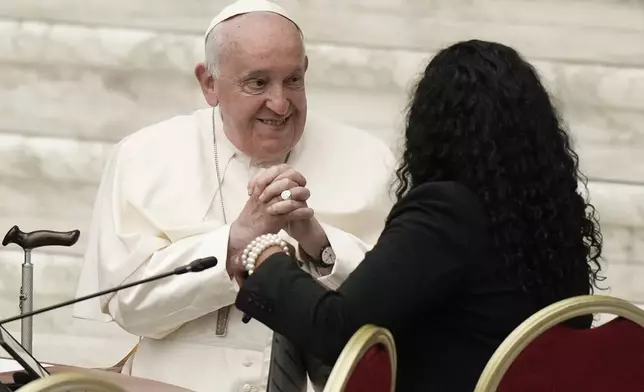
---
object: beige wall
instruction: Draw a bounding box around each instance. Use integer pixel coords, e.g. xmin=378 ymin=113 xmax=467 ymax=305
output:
xmin=0 ymin=0 xmax=643 ymax=367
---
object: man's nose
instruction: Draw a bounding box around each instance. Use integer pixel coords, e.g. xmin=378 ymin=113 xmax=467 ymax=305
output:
xmin=265 ymin=86 xmax=289 ymax=116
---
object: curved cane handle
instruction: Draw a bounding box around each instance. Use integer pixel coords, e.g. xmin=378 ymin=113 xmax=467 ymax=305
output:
xmin=2 ymin=225 xmax=80 ymax=250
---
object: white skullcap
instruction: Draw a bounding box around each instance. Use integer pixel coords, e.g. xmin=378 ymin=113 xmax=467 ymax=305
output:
xmin=204 ymin=0 xmax=301 ymax=40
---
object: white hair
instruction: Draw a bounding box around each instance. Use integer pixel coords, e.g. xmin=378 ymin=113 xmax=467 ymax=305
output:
xmin=204 ymin=15 xmax=306 ymax=79
xmin=205 ymin=23 xmax=225 ymax=78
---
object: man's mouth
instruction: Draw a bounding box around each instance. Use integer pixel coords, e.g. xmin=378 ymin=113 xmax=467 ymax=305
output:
xmin=258 ymin=116 xmax=289 ymax=126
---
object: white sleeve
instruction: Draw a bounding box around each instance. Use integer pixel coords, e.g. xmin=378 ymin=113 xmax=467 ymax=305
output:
xmin=104 ymin=228 xmax=238 ymax=339
xmin=86 ymin=143 xmax=237 ymax=340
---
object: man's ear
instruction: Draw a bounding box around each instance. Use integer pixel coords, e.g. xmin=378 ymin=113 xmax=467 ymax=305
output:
xmin=195 ymin=63 xmax=219 ymax=107
xmin=303 ymin=56 xmax=309 ymax=73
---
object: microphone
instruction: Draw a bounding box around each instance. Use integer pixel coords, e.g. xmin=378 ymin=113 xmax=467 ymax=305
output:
xmin=0 ymin=256 xmax=218 ymax=326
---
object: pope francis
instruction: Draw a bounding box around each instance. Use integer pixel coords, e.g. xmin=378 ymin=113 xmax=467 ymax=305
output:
xmin=72 ymin=0 xmax=395 ymax=391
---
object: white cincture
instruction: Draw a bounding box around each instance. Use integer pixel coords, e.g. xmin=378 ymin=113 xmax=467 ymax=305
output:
xmin=242 ymin=234 xmax=290 ymax=275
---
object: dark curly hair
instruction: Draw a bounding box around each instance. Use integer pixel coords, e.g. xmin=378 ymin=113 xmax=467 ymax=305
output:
xmin=394 ymin=39 xmax=604 ymax=305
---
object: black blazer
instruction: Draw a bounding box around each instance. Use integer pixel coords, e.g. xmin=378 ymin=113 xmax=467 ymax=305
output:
xmin=236 ymin=181 xmax=585 ymax=391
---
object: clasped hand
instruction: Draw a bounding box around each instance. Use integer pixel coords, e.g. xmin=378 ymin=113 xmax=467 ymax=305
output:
xmin=228 ymin=164 xmax=323 ymax=274
xmin=243 ymin=163 xmax=314 ymax=233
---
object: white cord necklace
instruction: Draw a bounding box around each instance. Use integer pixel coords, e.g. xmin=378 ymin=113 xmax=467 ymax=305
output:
xmin=212 ymin=108 xmax=228 ymax=224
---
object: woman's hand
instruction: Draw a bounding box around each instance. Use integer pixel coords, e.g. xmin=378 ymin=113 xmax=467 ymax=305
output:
xmin=232 ymin=242 xmax=297 ymax=288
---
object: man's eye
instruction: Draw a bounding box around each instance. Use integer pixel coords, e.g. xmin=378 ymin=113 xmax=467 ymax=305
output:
xmin=287 ymin=75 xmax=304 ymax=89
xmin=246 ymin=79 xmax=266 ymax=89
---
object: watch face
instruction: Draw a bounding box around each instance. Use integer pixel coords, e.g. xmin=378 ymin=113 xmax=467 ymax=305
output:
xmin=321 ymin=246 xmax=336 ymax=265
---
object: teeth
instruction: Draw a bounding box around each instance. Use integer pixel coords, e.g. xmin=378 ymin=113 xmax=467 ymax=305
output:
xmin=260 ymin=118 xmax=287 ymax=126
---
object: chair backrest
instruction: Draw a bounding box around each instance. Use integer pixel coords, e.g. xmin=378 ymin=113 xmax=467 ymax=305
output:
xmin=17 ymin=372 xmax=126 ymax=392
xmin=108 ymin=344 xmax=138 ymax=373
xmin=474 ymin=295 xmax=644 ymax=392
xmin=323 ymin=325 xmax=396 ymax=392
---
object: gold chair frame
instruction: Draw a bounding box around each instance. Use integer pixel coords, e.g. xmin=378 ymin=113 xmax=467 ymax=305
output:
xmin=17 ymin=372 xmax=126 ymax=392
xmin=474 ymin=295 xmax=644 ymax=392
xmin=323 ymin=325 xmax=397 ymax=392
xmin=109 ymin=344 xmax=138 ymax=372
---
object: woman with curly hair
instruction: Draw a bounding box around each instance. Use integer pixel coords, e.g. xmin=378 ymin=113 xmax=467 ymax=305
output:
xmin=232 ymin=39 xmax=604 ymax=391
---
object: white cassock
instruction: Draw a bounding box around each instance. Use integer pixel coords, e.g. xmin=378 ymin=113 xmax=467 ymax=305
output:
xmin=72 ymin=107 xmax=396 ymax=392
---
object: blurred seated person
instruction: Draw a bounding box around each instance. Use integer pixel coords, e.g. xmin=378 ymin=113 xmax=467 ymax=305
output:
xmin=231 ymin=40 xmax=605 ymax=391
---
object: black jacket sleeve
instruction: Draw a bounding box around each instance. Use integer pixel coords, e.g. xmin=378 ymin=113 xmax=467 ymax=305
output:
xmin=235 ymin=181 xmax=488 ymax=365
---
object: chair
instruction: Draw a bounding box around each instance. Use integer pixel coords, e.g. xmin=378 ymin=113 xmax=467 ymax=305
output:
xmin=474 ymin=295 xmax=644 ymax=392
xmin=17 ymin=372 xmax=126 ymax=392
xmin=104 ymin=344 xmax=138 ymax=373
xmin=323 ymin=325 xmax=396 ymax=392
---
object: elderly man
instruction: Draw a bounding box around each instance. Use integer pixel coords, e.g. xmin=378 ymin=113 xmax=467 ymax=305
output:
xmin=72 ymin=0 xmax=394 ymax=391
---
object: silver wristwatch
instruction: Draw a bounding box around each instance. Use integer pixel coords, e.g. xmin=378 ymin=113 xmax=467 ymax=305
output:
xmin=319 ymin=245 xmax=336 ymax=267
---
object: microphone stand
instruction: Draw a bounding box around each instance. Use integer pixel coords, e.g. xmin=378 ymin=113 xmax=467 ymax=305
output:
xmin=0 ymin=257 xmax=217 ymax=326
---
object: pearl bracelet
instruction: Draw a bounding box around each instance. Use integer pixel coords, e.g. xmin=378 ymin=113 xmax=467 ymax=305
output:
xmin=241 ymin=234 xmax=290 ymax=275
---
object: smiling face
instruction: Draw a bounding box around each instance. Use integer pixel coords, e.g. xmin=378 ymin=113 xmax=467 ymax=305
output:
xmin=204 ymin=12 xmax=308 ymax=164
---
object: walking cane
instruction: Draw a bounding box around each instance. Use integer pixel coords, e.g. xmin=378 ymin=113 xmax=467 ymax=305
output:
xmin=2 ymin=225 xmax=80 ymax=353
